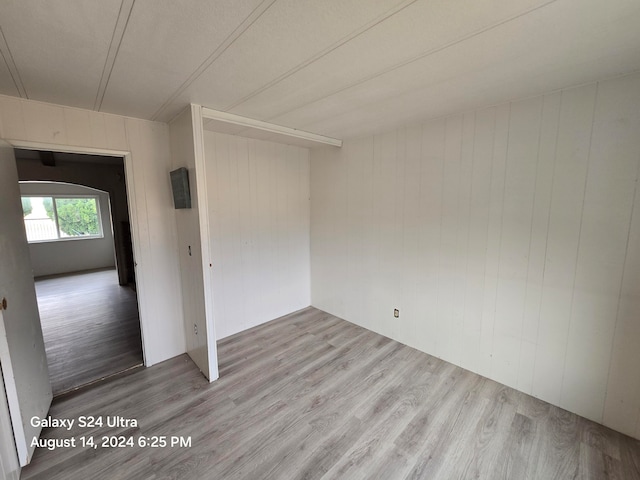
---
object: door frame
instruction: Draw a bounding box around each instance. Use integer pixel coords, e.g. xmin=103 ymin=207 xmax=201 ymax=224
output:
xmin=5 ymin=139 xmax=150 ymax=366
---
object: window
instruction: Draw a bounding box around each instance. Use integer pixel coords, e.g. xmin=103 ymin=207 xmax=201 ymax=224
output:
xmin=22 ymin=196 xmax=103 ymax=243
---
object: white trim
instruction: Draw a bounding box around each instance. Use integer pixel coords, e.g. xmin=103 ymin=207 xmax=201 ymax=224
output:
xmin=191 ymin=105 xmax=219 ymax=381
xmin=3 ymin=139 xmax=149 ymax=367
xmin=200 ymin=107 xmax=342 ymax=148
xmin=7 ymin=141 xmax=127 ymax=157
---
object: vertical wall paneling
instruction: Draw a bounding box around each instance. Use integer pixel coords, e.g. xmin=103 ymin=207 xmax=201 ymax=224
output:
xmin=491 ymin=96 xmax=542 ymax=388
xmin=461 ymin=107 xmax=495 ymax=374
xmin=63 ymin=107 xmax=92 ymax=147
xmin=361 ymin=137 xmax=376 ymax=334
xmin=236 ymin=136 xmax=252 ymax=332
xmin=0 ymin=96 xmax=26 ymax=140
xmin=21 ymin=102 xmax=68 ymax=145
xmin=388 ymin=127 xmax=406 ymax=341
xmin=479 ymin=104 xmax=509 ymax=377
xmin=531 ymin=84 xmax=597 ymax=405
xmin=310 ymin=147 xmax=324 ymax=311
xmin=602 ymin=73 xmax=640 ymax=434
xmin=369 ymin=131 xmax=395 ymax=337
xmin=0 ymin=94 xmax=184 ymax=367
xmin=415 ymin=120 xmax=445 ymax=356
xmin=564 ymin=74 xmax=640 ymax=425
xmin=343 ymin=136 xmax=374 ymax=330
xmin=209 ymin=134 xmax=228 ymax=336
xmin=215 ymin=133 xmax=241 ymax=334
xmin=298 ymin=146 xmax=311 ymax=307
xmin=341 ymin=142 xmax=356 ymax=324
xmin=436 ymin=115 xmax=462 ymax=360
xmin=316 ymin=143 xmax=341 ymax=318
xmin=205 ymin=131 xmax=311 ymax=339
xmin=309 ymin=72 xmax=640 ymax=438
xmin=517 ymin=92 xmax=561 ymax=395
xmin=398 ymin=126 xmax=422 ymax=347
xmin=448 ymin=112 xmax=475 ymax=365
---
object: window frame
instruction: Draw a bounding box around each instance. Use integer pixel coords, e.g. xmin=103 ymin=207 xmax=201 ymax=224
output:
xmin=21 ymin=194 xmax=105 ymax=244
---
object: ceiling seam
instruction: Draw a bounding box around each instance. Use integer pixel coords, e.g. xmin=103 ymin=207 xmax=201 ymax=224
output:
xmin=150 ymin=0 xmax=278 ymax=122
xmin=224 ymin=0 xmax=420 ymax=112
xmin=313 ymin=68 xmax=640 ymax=140
xmin=266 ymin=0 xmax=559 ymax=126
xmin=94 ymin=0 xmax=136 ymax=111
xmin=0 ymin=25 xmax=27 ymax=98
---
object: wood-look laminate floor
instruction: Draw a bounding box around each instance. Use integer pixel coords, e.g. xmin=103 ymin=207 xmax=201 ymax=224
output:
xmin=35 ymin=269 xmax=143 ymax=395
xmin=21 ymin=307 xmax=640 ymax=479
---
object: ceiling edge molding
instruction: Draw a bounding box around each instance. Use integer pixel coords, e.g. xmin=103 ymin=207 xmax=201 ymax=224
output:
xmin=201 ymin=106 xmax=342 ymax=148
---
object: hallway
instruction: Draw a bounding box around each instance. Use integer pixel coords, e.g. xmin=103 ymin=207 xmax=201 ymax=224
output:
xmin=35 ymin=269 xmax=143 ymax=395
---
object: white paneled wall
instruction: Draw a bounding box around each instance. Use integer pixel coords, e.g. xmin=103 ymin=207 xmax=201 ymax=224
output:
xmin=204 ymin=131 xmax=310 ymax=339
xmin=310 ymin=72 xmax=640 ymax=438
xmin=0 ymin=94 xmax=185 ymax=366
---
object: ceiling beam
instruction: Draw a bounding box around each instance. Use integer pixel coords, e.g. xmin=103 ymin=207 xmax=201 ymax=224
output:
xmin=39 ymin=151 xmax=55 ymax=167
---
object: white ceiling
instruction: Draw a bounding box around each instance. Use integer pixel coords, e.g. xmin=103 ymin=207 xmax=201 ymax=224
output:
xmin=1 ymin=0 xmax=639 ymax=140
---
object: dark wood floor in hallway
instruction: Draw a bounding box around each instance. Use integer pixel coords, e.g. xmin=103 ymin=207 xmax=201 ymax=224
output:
xmin=35 ymin=268 xmax=143 ymax=395
xmin=21 ymin=307 xmax=640 ymax=479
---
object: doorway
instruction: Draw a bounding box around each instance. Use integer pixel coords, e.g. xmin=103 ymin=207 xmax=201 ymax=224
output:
xmin=15 ymin=149 xmax=143 ymax=396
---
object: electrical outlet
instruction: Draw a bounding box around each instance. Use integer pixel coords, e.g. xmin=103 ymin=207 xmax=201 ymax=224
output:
xmin=194 ymin=323 xmax=198 ymax=335
xmin=394 ymin=309 xmax=399 ymax=318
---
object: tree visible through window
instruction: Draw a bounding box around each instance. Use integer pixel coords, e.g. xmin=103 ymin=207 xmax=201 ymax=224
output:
xmin=22 ymin=196 xmax=102 ymax=242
